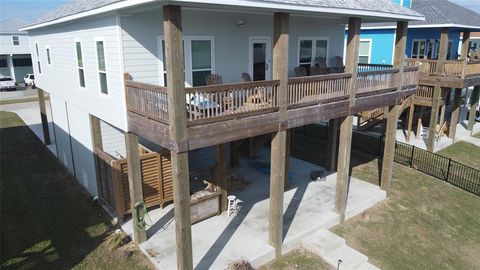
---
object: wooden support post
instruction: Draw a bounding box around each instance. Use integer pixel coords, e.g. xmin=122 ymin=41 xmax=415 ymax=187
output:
xmin=326 ymin=118 xmax=339 ymax=171
xmin=269 ymin=12 xmax=289 ymax=258
xmin=468 ymin=86 xmax=479 ymax=133
xmin=285 ymin=129 xmax=291 ymax=187
xmin=37 ymin=89 xmax=51 ymax=145
xmin=335 ymin=17 xmax=361 ymax=223
xmin=407 ymin=104 xmax=414 ymax=142
xmin=89 ymin=114 xmax=105 ymax=214
xmin=439 ymin=104 xmax=446 ymax=127
xmin=380 ymin=21 xmax=408 ymax=196
xmin=230 ymin=140 xmax=239 ymax=167
xmin=215 ymin=143 xmax=228 ymax=212
xmin=125 ymin=132 xmax=147 ymax=243
xmin=164 ymin=5 xmax=193 ymax=270
xmin=427 ymin=28 xmax=449 ymax=152
xmin=461 ymin=31 xmax=471 ymax=59
xmin=416 ymin=107 xmax=425 ymax=139
xmin=449 ymin=89 xmax=462 ymax=140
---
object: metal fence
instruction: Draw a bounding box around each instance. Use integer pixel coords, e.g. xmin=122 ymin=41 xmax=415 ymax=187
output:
xmin=394 ymin=141 xmax=480 ymax=196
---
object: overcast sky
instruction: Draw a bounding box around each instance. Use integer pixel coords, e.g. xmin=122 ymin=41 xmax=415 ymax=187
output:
xmin=0 ymin=0 xmax=479 ymax=23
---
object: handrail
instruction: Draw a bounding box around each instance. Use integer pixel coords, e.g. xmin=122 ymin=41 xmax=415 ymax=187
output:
xmin=125 ymin=67 xmax=419 ymax=126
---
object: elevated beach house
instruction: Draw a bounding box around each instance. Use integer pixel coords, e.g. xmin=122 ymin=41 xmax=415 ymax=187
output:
xmin=22 ymin=0 xmax=423 ymax=269
xmin=0 ymin=18 xmax=33 ymax=83
xmin=352 ymin=0 xmax=480 ymax=151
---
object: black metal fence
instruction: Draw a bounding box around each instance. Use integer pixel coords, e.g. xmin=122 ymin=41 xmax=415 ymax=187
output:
xmin=394 ymin=141 xmax=480 ymax=196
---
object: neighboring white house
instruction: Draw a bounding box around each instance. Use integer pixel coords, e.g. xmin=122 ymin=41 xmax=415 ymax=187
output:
xmin=21 ymin=0 xmax=422 ymax=196
xmin=0 ymin=18 xmax=33 ymax=83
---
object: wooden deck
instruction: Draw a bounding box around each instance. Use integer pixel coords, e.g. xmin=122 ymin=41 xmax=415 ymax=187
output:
xmin=125 ymin=66 xmax=419 ymax=151
xmin=406 ymin=59 xmax=480 ymax=88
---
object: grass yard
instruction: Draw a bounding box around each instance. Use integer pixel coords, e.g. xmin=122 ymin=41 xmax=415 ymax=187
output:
xmin=292 ymin=125 xmax=480 ymax=270
xmin=257 ymin=249 xmax=333 ymax=270
xmin=437 ymin=141 xmax=480 ymax=169
xmin=474 ymin=132 xmax=480 ymax=139
xmin=0 ymin=111 xmax=154 ymax=270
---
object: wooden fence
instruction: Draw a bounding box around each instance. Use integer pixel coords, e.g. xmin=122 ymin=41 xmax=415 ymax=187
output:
xmin=95 ymin=147 xmax=174 ymax=219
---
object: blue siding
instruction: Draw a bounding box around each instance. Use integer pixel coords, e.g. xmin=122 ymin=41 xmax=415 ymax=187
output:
xmin=405 ymin=28 xmax=462 ymax=59
xmin=390 ymin=0 xmax=412 ymax=8
xmin=348 ymin=29 xmax=395 ymax=64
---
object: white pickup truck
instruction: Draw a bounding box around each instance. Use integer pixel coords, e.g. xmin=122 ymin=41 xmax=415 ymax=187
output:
xmin=0 ymin=75 xmax=16 ymax=91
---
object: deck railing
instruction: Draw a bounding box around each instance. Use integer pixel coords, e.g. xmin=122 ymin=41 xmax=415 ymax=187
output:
xmin=356 ymin=69 xmax=398 ymax=95
xmin=415 ymin=85 xmax=435 ymax=100
xmin=287 ymin=73 xmax=351 ymax=108
xmin=357 ymin=63 xmax=393 ymax=72
xmin=406 ymin=58 xmax=480 ymax=78
xmin=125 ymin=80 xmax=169 ymax=124
xmin=125 ymin=67 xmax=418 ymax=126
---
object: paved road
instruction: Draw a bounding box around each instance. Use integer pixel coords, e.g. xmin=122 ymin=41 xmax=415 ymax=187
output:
xmin=0 ymin=85 xmax=37 ymax=101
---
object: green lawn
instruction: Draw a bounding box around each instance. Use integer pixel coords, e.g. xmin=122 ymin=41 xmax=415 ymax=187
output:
xmin=257 ymin=249 xmax=333 ymax=270
xmin=437 ymin=141 xmax=480 ymax=169
xmin=291 ymin=126 xmax=480 ymax=270
xmin=0 ymin=111 xmax=154 ymax=270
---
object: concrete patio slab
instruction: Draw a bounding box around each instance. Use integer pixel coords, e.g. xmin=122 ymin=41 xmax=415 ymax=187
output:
xmin=122 ymin=148 xmax=386 ymax=270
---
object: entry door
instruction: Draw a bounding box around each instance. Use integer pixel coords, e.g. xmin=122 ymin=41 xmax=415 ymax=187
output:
xmin=249 ymin=37 xmax=272 ymax=81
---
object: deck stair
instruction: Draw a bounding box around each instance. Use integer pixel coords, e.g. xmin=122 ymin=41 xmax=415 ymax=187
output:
xmin=302 ymin=229 xmax=380 ymax=270
xmin=357 ymin=108 xmax=384 ymax=131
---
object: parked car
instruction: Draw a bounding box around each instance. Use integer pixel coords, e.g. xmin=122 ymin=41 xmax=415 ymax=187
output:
xmin=0 ymin=75 xmax=16 ymax=91
xmin=24 ymin=74 xmax=35 ymax=86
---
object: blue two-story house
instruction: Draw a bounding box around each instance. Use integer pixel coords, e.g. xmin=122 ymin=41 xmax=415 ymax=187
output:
xmin=351 ymin=0 xmax=480 ymax=152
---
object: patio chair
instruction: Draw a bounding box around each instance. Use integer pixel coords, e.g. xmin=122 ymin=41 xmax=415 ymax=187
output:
xmin=311 ymin=58 xmax=329 ymax=75
xmin=205 ymin=74 xmax=223 ymax=85
xmin=294 ymin=66 xmax=307 ymax=77
xmin=241 ymin=72 xmax=252 ymax=82
xmin=330 ymin=56 xmax=345 ymax=73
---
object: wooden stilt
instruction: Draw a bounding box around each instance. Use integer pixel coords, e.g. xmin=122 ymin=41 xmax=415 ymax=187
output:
xmin=230 ymin=140 xmax=240 ymax=167
xmin=335 ymin=17 xmax=361 ymax=223
xmin=37 ymin=89 xmax=51 ymax=145
xmin=125 ymin=132 xmax=147 ymax=243
xmin=407 ymin=104 xmax=414 ymax=142
xmin=215 ymin=144 xmax=228 ymax=212
xmin=269 ymin=12 xmax=289 ymax=258
xmin=326 ymin=118 xmax=339 ymax=171
xmin=449 ymin=89 xmax=462 ymax=140
xmin=380 ymin=21 xmax=408 ymax=196
xmin=427 ymin=28 xmax=449 ymax=152
xmin=439 ymin=104 xmax=446 ymax=127
xmin=164 ymin=5 xmax=193 ymax=270
xmin=468 ymin=86 xmax=479 ymax=133
xmin=417 ymin=107 xmax=425 ymax=139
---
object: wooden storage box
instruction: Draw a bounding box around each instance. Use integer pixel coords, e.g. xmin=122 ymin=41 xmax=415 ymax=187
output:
xmin=190 ymin=191 xmax=220 ymax=224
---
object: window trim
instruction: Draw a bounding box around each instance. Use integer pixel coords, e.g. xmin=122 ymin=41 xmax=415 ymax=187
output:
xmin=94 ymin=37 xmax=109 ymax=97
xmin=75 ymin=39 xmax=86 ymax=89
xmin=45 ymin=46 xmax=52 ymax=66
xmin=297 ymin=36 xmax=330 ymax=68
xmin=358 ymin=39 xmax=372 ymax=64
xmin=12 ymin=35 xmax=19 ymax=46
xmin=35 ymin=41 xmax=41 ymax=74
xmin=411 ymin=39 xmax=427 ymax=59
xmin=157 ymin=35 xmax=215 ymax=87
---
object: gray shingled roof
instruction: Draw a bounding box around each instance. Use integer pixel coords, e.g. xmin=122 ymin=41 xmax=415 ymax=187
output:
xmin=363 ymin=0 xmax=480 ymax=28
xmin=0 ymin=18 xmax=30 ymax=33
xmin=29 ymin=0 xmax=423 ymax=29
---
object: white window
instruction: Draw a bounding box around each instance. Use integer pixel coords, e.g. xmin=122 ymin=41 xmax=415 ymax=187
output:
xmin=297 ymin=37 xmax=328 ymax=74
xmin=158 ymin=36 xmax=214 ymax=87
xmin=412 ymin=39 xmax=427 ymax=58
xmin=35 ymin=42 xmax=41 ymax=74
xmin=12 ymin=36 xmax=19 ymax=46
xmin=358 ymin=40 xmax=372 ymax=64
xmin=75 ymin=41 xmax=85 ymax=88
xmin=96 ymin=40 xmax=108 ymax=95
xmin=46 ymin=47 xmax=52 ymax=65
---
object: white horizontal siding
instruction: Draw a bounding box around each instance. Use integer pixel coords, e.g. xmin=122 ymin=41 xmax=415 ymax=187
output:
xmin=28 ymin=14 xmax=126 ymax=130
xmin=120 ymin=8 xmax=345 ymax=85
xmin=0 ymin=34 xmax=30 ymax=54
xmin=100 ymin=120 xmax=126 ymax=159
